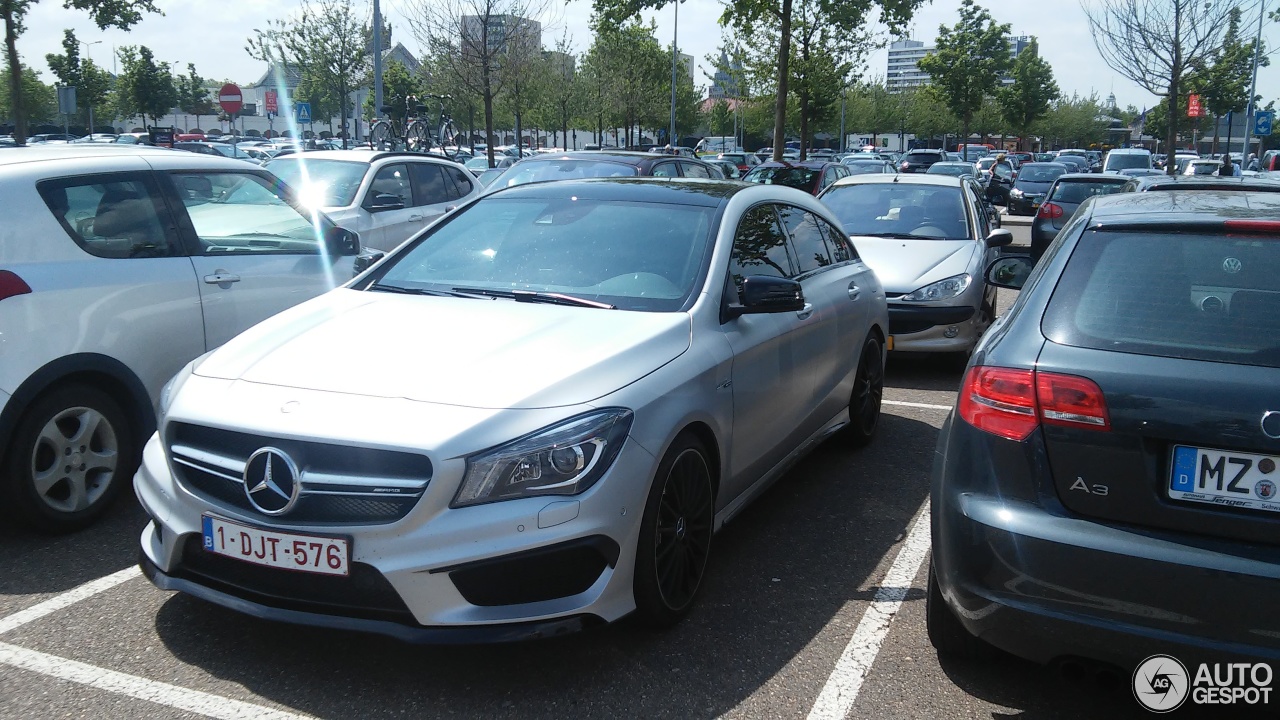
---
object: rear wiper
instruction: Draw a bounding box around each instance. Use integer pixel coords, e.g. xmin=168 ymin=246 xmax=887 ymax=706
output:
xmin=369 ymin=284 xmax=485 ymax=299
xmin=452 ymin=287 xmax=616 ymax=309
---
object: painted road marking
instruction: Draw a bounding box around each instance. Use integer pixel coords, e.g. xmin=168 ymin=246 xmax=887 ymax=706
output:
xmin=806 ymin=499 xmax=933 ymax=720
xmin=0 ymin=642 xmax=314 ymax=720
xmin=0 ymin=566 xmax=139 ymax=635
xmin=883 ymin=399 xmax=952 ymax=412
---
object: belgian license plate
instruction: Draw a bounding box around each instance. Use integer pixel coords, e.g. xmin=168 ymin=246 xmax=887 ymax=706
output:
xmin=201 ymin=515 xmax=350 ymax=576
xmin=1169 ymin=446 xmax=1280 ymax=513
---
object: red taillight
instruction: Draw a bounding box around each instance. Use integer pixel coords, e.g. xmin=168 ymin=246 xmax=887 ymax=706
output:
xmin=1036 ymin=373 xmax=1110 ymax=430
xmin=1037 ymin=202 xmax=1064 ymax=219
xmin=1223 ymin=220 xmax=1280 ymax=233
xmin=959 ymin=366 xmax=1110 ymax=441
xmin=737 ymin=164 xmax=749 ymax=172
xmin=0 ymin=270 xmax=31 ymax=302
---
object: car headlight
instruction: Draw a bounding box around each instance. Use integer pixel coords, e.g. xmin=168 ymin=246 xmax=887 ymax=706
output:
xmin=452 ymin=409 xmax=633 ymax=508
xmin=1009 ymin=188 xmax=1024 ymax=198
xmin=901 ymin=274 xmax=972 ymax=302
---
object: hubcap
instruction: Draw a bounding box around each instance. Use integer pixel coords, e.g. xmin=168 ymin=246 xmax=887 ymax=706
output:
xmin=29 ymin=406 xmax=118 ymax=513
xmin=654 ymin=449 xmax=713 ymax=612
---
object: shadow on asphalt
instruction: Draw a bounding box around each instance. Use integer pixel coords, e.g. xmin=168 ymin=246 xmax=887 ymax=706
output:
xmin=0 ymin=495 xmax=148 ymax=600
xmin=884 ymin=352 xmax=967 ymax=394
xmin=150 ymin=412 xmax=940 ymax=720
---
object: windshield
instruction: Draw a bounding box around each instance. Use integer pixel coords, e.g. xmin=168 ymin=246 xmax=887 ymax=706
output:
xmin=491 ymin=159 xmax=638 ymax=189
xmin=927 ymin=163 xmax=973 ymax=177
xmin=1017 ymin=165 xmax=1065 ymax=183
xmin=742 ymin=166 xmax=818 ymax=190
xmin=266 ymin=158 xmax=368 ymax=208
xmin=1048 ymin=179 xmax=1127 ymax=204
xmin=1189 ymin=162 xmax=1220 ymax=175
xmin=1107 ymin=153 xmax=1151 ymax=170
xmin=372 ymin=196 xmax=716 ymax=312
xmin=977 ymin=158 xmax=995 ymax=170
xmin=845 ymin=162 xmax=887 ymax=175
xmin=822 ymin=183 xmax=970 ymax=240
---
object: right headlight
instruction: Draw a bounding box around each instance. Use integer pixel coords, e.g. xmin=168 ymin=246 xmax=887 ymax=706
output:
xmin=452 ymin=409 xmax=633 ymax=508
xmin=901 ymin=273 xmax=972 ymax=302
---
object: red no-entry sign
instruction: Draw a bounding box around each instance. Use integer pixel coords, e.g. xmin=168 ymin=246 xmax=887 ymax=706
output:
xmin=219 ymin=83 xmax=243 ymax=115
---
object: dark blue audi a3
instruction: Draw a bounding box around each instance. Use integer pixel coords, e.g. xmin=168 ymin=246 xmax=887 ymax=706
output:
xmin=929 ymin=189 xmax=1280 ymax=671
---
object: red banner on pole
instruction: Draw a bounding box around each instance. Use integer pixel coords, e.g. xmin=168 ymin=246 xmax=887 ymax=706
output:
xmin=1188 ymin=94 xmax=1204 ymax=118
xmin=264 ymin=90 xmax=278 ymax=115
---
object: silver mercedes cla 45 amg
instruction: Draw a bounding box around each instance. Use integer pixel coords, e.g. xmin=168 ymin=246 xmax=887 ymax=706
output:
xmin=136 ymin=178 xmax=889 ymax=641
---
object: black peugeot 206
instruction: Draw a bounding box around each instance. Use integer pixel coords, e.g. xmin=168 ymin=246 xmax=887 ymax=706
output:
xmin=929 ymin=189 xmax=1280 ymax=675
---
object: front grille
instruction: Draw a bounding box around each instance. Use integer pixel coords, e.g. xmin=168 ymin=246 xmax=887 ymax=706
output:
xmin=167 ymin=422 xmax=431 ymax=526
xmin=174 ymin=534 xmax=416 ymax=624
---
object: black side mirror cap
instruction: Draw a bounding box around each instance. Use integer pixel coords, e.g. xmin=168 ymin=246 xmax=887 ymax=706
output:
xmin=724 ymin=275 xmax=806 ymax=320
xmin=353 ymin=249 xmax=385 ymax=275
xmin=985 ymin=229 xmax=1014 ymax=248
xmin=324 ymin=226 xmax=360 ymax=256
xmin=365 ymin=193 xmax=406 ymax=213
xmin=985 ymin=254 xmax=1034 ymax=290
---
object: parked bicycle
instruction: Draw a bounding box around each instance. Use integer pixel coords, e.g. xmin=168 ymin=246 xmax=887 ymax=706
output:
xmin=368 ymin=94 xmax=463 ymax=160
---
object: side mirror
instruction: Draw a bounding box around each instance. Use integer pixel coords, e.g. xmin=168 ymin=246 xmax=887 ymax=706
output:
xmin=324 ymin=226 xmax=360 ymax=256
xmin=985 ymin=255 xmax=1034 ymax=290
xmin=985 ymin=229 xmax=1014 ymax=248
xmin=365 ymin=192 xmax=405 ymax=213
xmin=726 ymin=275 xmax=806 ymax=319
xmin=353 ymin=249 xmax=385 ymax=275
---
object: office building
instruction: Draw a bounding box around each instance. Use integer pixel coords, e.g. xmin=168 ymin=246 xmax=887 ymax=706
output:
xmin=887 ymin=34 xmax=1035 ymax=91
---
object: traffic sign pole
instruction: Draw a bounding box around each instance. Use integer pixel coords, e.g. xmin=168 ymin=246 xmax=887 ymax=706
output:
xmin=1241 ymin=0 xmax=1267 ymax=162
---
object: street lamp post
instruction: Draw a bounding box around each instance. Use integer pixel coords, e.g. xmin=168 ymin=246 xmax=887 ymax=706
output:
xmin=80 ymin=40 xmax=102 ymax=135
xmin=1241 ymin=0 xmax=1267 ymax=165
xmin=669 ymin=0 xmax=680 ymax=147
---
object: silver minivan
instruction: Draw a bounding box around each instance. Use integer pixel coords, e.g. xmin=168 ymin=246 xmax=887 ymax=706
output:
xmin=1103 ymin=148 xmax=1152 ymax=173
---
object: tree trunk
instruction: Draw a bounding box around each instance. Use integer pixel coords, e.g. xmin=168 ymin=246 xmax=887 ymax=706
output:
xmin=798 ymin=93 xmax=809 ymax=162
xmin=772 ymin=0 xmax=793 ymax=162
xmin=3 ymin=2 xmax=24 ymax=145
xmin=561 ymin=102 xmax=567 ymax=153
xmin=483 ymin=65 xmax=495 ymax=168
xmin=1211 ymin=113 xmax=1220 ymax=154
xmin=962 ymin=114 xmax=971 ymax=153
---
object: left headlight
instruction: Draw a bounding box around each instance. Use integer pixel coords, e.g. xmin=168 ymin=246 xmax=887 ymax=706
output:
xmin=901 ymin=273 xmax=972 ymax=302
xmin=1009 ymin=188 xmax=1024 ymax=198
xmin=452 ymin=409 xmax=634 ymax=508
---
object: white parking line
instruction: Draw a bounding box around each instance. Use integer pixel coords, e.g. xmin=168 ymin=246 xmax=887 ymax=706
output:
xmin=0 ymin=642 xmax=315 ymax=720
xmin=806 ymin=499 xmax=932 ymax=720
xmin=883 ymin=399 xmax=953 ymax=412
xmin=0 ymin=566 xmax=140 ymax=635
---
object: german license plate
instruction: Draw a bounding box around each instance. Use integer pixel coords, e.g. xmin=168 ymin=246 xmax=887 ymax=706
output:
xmin=201 ymin=515 xmax=350 ymax=576
xmin=1169 ymin=446 xmax=1280 ymax=513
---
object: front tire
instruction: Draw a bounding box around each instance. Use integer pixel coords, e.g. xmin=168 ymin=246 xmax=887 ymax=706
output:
xmin=1 ymin=384 xmax=136 ymax=533
xmin=633 ymin=434 xmax=715 ymax=628
xmin=846 ymin=335 xmax=884 ymax=447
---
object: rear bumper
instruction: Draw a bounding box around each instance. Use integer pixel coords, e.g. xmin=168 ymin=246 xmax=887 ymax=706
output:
xmin=932 ymin=489 xmax=1280 ymax=668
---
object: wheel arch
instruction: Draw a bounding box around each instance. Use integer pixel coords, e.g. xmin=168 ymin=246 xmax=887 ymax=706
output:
xmin=0 ymin=353 xmax=154 ymax=465
xmin=671 ymin=421 xmax=722 ymax=504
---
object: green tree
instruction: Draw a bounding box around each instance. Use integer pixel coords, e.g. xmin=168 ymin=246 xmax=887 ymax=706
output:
xmin=364 ymin=60 xmax=421 ymax=125
xmin=247 ymin=0 xmax=369 ymax=146
xmin=595 ymin=0 xmax=921 ymax=161
xmin=4 ymin=0 xmax=158 ymax=142
xmin=706 ymin=99 xmax=733 ymax=135
xmin=0 ymin=62 xmax=54 ymax=125
xmin=1192 ymin=6 xmax=1268 ymax=154
xmin=114 ymin=45 xmax=176 ymax=127
xmin=996 ymin=37 xmax=1058 ymax=150
xmin=900 ymin=86 xmax=958 ymax=146
xmin=176 ymin=63 xmax=214 ymax=130
xmin=847 ymin=81 xmax=901 ymax=146
xmin=1037 ymin=93 xmax=1108 ymax=149
xmin=45 ymin=29 xmax=112 ymax=130
xmin=583 ymin=19 xmax=668 ymax=148
xmin=917 ymin=0 xmax=1011 ymax=146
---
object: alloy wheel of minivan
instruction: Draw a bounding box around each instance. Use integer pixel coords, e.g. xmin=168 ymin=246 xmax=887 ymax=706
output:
xmin=634 ymin=436 xmax=714 ymax=627
xmin=3 ymin=384 xmax=133 ymax=533
xmin=847 ymin=336 xmax=884 ymax=447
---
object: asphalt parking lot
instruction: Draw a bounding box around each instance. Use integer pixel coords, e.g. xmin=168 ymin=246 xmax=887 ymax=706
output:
xmin=1 ymin=219 xmax=1189 ymax=719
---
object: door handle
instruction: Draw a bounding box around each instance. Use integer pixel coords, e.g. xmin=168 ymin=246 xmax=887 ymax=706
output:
xmin=848 ymin=282 xmax=861 ymax=300
xmin=407 ymin=214 xmax=424 ymax=222
xmin=796 ymin=302 xmax=815 ymax=320
xmin=203 ymin=273 xmax=240 ymax=284
xmin=445 ymin=205 xmax=457 ymax=212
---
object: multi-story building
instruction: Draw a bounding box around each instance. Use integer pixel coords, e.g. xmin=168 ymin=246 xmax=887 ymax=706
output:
xmin=460 ymin=14 xmax=541 ymax=58
xmin=887 ymin=34 xmax=1035 ymax=91
xmin=709 ymin=51 xmax=740 ymax=100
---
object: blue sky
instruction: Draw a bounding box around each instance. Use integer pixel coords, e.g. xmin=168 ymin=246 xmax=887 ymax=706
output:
xmin=21 ymin=0 xmax=1280 ymax=112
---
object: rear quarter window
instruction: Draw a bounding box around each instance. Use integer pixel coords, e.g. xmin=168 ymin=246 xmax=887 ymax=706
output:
xmin=1043 ymin=230 xmax=1280 ymax=368
xmin=1050 ymin=180 xmax=1127 ymax=204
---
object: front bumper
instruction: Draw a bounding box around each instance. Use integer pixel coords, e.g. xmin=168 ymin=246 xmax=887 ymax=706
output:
xmin=887 ymin=304 xmax=979 ymax=353
xmin=933 ymin=490 xmax=1280 ymax=668
xmin=135 ymin=420 xmax=658 ymax=639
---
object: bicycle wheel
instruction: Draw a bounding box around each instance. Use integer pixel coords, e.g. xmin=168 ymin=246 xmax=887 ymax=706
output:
xmin=404 ymin=121 xmax=431 ymax=153
xmin=369 ymin=120 xmax=395 ymax=151
xmin=438 ymin=121 xmax=463 ymax=160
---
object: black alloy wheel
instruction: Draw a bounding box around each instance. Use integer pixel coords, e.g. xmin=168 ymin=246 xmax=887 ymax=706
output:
xmin=634 ymin=435 xmax=714 ymax=627
xmin=847 ymin=335 xmax=884 ymax=447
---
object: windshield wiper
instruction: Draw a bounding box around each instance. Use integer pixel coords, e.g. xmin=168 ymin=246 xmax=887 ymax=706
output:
xmin=857 ymin=232 xmax=927 ymax=240
xmin=369 ymin=284 xmax=487 ymax=299
xmin=451 ymin=287 xmax=616 ymax=309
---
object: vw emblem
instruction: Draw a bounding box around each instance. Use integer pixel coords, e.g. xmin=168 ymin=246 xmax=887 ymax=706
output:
xmin=1263 ymin=411 xmax=1280 ymax=440
xmin=243 ymin=447 xmax=301 ymax=515
xmin=1223 ymin=257 xmax=1243 ymax=274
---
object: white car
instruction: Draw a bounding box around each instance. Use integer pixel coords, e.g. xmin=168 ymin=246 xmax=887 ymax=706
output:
xmin=0 ymin=145 xmax=363 ymax=532
xmin=266 ymin=150 xmax=480 ymax=253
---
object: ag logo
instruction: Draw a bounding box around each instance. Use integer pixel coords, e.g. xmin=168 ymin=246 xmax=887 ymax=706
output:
xmin=1133 ymin=654 xmax=1189 ymax=712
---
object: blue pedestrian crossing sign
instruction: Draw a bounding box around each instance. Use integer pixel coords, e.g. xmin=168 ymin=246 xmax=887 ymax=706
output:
xmin=295 ymin=102 xmax=312 ymax=124
xmin=1254 ymin=111 xmax=1274 ymax=136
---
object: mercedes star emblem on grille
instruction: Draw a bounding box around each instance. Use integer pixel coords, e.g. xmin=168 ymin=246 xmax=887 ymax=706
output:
xmin=243 ymin=447 xmax=301 ymax=515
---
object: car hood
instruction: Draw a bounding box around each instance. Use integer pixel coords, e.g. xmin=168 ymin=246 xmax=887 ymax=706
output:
xmin=850 ymin=238 xmax=978 ymax=294
xmin=195 ymin=289 xmax=691 ymax=409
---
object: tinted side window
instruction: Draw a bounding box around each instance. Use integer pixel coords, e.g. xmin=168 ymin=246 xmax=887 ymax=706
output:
xmin=777 ymin=205 xmax=832 ymax=273
xmin=168 ymin=172 xmax=322 ymax=256
xmin=37 ymin=173 xmax=179 ymax=259
xmin=816 ymin=218 xmax=857 ymax=263
xmin=681 ymin=161 xmax=711 ymax=178
xmin=651 ymin=162 xmax=679 ymax=178
xmin=728 ymin=204 xmax=793 ymax=290
xmin=365 ymin=163 xmax=412 ymax=209
xmin=409 ymin=163 xmax=451 ymax=206
xmin=444 ymin=165 xmax=474 ymax=199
